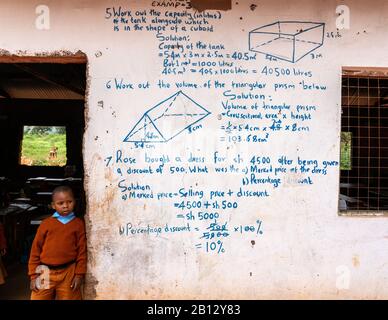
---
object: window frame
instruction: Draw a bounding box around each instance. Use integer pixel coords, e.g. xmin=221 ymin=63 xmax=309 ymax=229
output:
xmin=338 ymin=67 xmax=388 ymax=217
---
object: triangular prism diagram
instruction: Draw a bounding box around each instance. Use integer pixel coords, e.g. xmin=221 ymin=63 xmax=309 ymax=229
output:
xmin=123 ymin=91 xmax=211 ymax=143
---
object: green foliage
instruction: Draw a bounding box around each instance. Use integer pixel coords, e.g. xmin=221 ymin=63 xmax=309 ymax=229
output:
xmin=24 ymin=126 xmax=66 ymax=135
xmin=340 ymin=132 xmax=352 ymax=170
xmin=21 ymin=132 xmax=67 ymax=167
xmin=56 ymin=127 xmax=66 ymax=134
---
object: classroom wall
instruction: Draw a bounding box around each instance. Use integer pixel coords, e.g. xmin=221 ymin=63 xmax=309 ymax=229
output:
xmin=1 ymin=0 xmax=388 ymax=299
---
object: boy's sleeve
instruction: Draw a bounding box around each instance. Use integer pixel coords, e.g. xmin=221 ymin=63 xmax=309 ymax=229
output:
xmin=0 ymin=224 xmax=6 ymax=250
xmin=28 ymin=224 xmax=46 ymax=279
xmin=75 ymin=219 xmax=87 ymax=276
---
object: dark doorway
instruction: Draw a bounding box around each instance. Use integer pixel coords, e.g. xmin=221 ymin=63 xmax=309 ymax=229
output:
xmin=0 ymin=54 xmax=87 ymax=299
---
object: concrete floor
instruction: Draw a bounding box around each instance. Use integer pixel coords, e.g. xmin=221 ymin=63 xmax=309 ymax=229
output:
xmin=0 ymin=262 xmax=30 ymax=300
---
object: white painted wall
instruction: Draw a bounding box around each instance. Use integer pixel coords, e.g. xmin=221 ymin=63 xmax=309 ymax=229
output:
xmin=1 ymin=0 xmax=388 ymax=299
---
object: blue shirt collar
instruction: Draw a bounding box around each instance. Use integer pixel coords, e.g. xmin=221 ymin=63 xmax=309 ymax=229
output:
xmin=52 ymin=211 xmax=75 ymax=224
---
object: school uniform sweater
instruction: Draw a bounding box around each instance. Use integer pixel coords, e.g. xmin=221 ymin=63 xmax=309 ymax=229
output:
xmin=28 ymin=217 xmax=87 ymax=279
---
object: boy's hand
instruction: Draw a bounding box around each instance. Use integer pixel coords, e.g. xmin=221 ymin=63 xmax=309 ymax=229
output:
xmin=0 ymin=248 xmax=6 ymax=256
xmin=71 ymin=275 xmax=84 ymax=291
xmin=30 ymin=278 xmax=39 ymax=292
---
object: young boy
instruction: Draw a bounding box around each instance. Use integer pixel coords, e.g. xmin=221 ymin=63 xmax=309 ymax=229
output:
xmin=28 ymin=185 xmax=87 ymax=300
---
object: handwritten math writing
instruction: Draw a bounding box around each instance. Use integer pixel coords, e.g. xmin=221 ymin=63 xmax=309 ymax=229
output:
xmin=101 ymin=4 xmax=333 ymax=255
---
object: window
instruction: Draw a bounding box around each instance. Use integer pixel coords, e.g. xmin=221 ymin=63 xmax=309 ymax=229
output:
xmin=20 ymin=126 xmax=67 ymax=167
xmin=340 ymin=67 xmax=388 ymax=213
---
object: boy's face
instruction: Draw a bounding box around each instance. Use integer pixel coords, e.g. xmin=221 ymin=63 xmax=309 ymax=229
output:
xmin=51 ymin=191 xmax=75 ymax=216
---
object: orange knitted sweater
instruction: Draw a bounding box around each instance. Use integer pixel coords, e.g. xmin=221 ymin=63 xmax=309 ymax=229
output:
xmin=28 ymin=217 xmax=87 ymax=279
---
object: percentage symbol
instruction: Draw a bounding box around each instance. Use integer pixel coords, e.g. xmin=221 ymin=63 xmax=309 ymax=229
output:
xmin=256 ymin=220 xmax=263 ymax=235
xmin=217 ymin=240 xmax=225 ymax=253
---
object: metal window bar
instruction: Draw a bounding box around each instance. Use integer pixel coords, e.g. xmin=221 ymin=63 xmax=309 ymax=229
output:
xmin=340 ymin=69 xmax=388 ymax=211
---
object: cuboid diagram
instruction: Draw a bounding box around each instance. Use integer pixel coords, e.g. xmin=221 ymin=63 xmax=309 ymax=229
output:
xmin=249 ymin=21 xmax=325 ymax=63
xmin=123 ymin=91 xmax=211 ymax=143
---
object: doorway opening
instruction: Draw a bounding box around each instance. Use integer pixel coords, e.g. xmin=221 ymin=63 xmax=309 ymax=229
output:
xmin=0 ymin=53 xmax=87 ymax=299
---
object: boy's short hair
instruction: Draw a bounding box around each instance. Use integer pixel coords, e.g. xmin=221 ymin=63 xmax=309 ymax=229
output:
xmin=52 ymin=185 xmax=74 ymax=200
